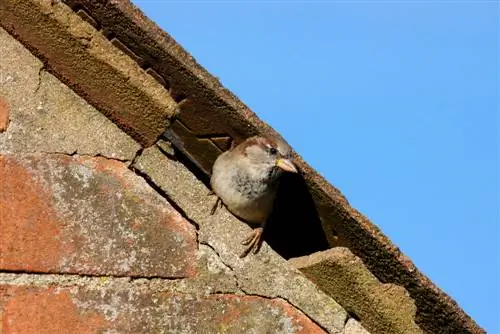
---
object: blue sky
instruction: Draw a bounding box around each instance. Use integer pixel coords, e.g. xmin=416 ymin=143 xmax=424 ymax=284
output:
xmin=133 ymin=1 xmax=498 ymax=331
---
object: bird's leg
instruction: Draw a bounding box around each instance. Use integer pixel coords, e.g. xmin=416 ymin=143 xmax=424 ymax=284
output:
xmin=208 ymin=190 xmax=224 ymax=215
xmin=240 ymin=224 xmax=265 ymax=258
xmin=210 ymin=197 xmax=223 ymax=215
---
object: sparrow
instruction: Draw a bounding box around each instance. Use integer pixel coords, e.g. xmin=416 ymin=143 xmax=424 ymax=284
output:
xmin=210 ymin=135 xmax=298 ymax=257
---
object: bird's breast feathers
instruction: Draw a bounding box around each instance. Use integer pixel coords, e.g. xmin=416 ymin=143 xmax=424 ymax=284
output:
xmin=211 ymin=155 xmax=276 ymax=223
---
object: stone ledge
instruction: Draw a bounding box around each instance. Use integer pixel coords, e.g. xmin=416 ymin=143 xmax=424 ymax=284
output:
xmin=0 ymin=0 xmax=177 ymax=147
xmin=289 ymin=248 xmax=422 ymax=334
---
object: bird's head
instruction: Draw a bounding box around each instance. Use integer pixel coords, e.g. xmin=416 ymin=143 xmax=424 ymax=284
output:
xmin=235 ymin=135 xmax=298 ymax=181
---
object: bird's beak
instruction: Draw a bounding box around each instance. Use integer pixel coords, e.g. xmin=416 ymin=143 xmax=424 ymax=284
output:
xmin=276 ymin=158 xmax=298 ymax=173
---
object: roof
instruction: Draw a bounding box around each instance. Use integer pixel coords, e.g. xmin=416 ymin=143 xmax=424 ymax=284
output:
xmin=0 ymin=0 xmax=483 ymax=333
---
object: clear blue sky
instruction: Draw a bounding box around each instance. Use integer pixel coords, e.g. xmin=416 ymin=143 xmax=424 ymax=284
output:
xmin=133 ymin=1 xmax=498 ymax=331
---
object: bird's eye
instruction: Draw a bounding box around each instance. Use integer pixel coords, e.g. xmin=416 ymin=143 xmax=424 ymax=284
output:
xmin=269 ymin=147 xmax=278 ymax=155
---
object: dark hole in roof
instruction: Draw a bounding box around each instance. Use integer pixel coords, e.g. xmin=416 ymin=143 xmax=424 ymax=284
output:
xmin=265 ymin=171 xmax=330 ymax=259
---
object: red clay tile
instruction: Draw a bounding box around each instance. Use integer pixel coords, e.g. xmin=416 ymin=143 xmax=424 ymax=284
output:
xmin=0 ymin=155 xmax=62 ymax=272
xmin=0 ymin=154 xmax=197 ymax=278
xmin=0 ymin=286 xmax=108 ymax=334
xmin=0 ymin=285 xmax=326 ymax=334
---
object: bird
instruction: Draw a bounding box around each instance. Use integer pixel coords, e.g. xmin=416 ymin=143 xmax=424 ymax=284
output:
xmin=209 ymin=135 xmax=298 ymax=257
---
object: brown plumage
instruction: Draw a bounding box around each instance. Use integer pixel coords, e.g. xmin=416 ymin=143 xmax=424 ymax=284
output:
xmin=210 ymin=135 xmax=298 ymax=257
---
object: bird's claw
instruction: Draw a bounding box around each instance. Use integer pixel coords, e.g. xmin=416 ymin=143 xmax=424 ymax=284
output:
xmin=210 ymin=197 xmax=223 ymax=215
xmin=239 ymin=227 xmax=264 ymax=258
